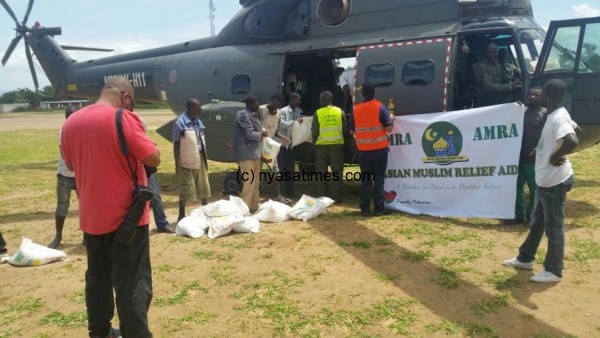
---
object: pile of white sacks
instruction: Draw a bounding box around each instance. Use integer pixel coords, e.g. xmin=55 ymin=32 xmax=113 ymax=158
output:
xmin=176 ymin=194 xmax=335 ymax=239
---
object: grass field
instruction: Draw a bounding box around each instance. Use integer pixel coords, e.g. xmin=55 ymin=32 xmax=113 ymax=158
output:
xmin=0 ymin=110 xmax=599 ymax=337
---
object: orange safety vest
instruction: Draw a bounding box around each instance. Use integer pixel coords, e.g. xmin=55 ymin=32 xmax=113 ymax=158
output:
xmin=353 ymin=100 xmax=389 ymax=151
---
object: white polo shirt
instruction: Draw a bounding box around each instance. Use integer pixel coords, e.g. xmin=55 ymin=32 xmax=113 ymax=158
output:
xmin=535 ymin=107 xmax=577 ymax=187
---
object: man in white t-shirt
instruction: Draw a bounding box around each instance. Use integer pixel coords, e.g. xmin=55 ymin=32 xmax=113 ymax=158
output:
xmin=48 ymin=106 xmax=77 ymax=249
xmin=503 ymin=79 xmax=580 ymax=283
xmin=258 ymin=93 xmax=291 ymax=204
xmin=336 ymin=67 xmax=356 ymax=114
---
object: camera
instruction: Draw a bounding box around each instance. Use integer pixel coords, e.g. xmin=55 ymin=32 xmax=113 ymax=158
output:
xmin=113 ymin=185 xmax=155 ymax=246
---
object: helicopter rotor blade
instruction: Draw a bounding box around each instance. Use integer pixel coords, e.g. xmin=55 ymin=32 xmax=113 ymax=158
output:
xmin=61 ymin=45 xmax=113 ymax=52
xmin=1 ymin=35 xmax=23 ymax=66
xmin=0 ymin=0 xmax=19 ymax=25
xmin=25 ymin=41 xmax=39 ymax=91
xmin=31 ymin=26 xmax=61 ymax=36
xmin=22 ymin=0 xmax=34 ymax=25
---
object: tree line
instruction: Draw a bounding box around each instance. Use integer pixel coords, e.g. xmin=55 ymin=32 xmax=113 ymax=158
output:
xmin=0 ymin=86 xmax=59 ymax=108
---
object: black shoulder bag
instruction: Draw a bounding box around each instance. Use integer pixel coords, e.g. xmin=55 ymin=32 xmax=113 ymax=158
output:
xmin=113 ymin=108 xmax=155 ymax=246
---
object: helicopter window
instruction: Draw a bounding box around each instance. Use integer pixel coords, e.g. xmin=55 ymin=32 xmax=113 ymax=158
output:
xmin=364 ymin=63 xmax=395 ymax=87
xmin=543 ymin=26 xmax=582 ymax=74
xmin=402 ymin=60 xmax=435 ymax=86
xmin=579 ymin=23 xmax=600 ymax=73
xmin=231 ymin=75 xmax=251 ymax=94
xmin=243 ymin=0 xmax=310 ymax=38
xmin=517 ymin=29 xmax=545 ymax=74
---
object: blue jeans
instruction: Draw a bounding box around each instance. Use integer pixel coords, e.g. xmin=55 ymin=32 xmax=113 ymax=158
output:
xmin=517 ymin=175 xmax=575 ymax=277
xmin=148 ymin=173 xmax=169 ymax=229
xmin=358 ymin=150 xmax=388 ymax=213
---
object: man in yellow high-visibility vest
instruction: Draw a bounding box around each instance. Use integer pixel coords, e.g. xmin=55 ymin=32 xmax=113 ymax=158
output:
xmin=311 ymin=91 xmax=347 ymax=202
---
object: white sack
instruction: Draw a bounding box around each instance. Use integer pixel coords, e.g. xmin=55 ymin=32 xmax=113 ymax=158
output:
xmin=253 ymin=200 xmax=292 ymax=223
xmin=288 ymin=195 xmax=327 ymax=222
xmin=317 ymin=196 xmax=335 ymax=208
xmin=291 ymin=116 xmax=313 ymax=148
xmin=201 ymin=199 xmax=242 ymax=217
xmin=233 ymin=216 xmax=260 ymax=233
xmin=261 ymin=137 xmax=281 ymax=169
xmin=176 ymin=213 xmax=209 ymax=238
xmin=229 ymin=195 xmax=250 ymax=216
xmin=207 ymin=215 xmax=245 ymax=239
xmin=9 ymin=237 xmax=67 ymax=266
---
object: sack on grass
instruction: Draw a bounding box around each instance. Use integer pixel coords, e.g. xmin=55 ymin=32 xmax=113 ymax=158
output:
xmin=201 ymin=199 xmax=242 ymax=217
xmin=233 ymin=216 xmax=260 ymax=233
xmin=291 ymin=116 xmax=313 ymax=148
xmin=229 ymin=195 xmax=250 ymax=216
xmin=261 ymin=137 xmax=281 ymax=169
xmin=317 ymin=196 xmax=335 ymax=208
xmin=9 ymin=237 xmax=67 ymax=266
xmin=176 ymin=213 xmax=209 ymax=238
xmin=288 ymin=195 xmax=327 ymax=222
xmin=253 ymin=200 xmax=292 ymax=223
xmin=207 ymin=215 xmax=245 ymax=239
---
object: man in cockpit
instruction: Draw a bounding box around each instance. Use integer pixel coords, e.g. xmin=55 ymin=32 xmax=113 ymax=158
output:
xmin=480 ymin=41 xmax=522 ymax=105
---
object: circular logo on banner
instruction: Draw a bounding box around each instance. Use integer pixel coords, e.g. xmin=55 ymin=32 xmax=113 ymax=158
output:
xmin=421 ymin=121 xmax=469 ymax=165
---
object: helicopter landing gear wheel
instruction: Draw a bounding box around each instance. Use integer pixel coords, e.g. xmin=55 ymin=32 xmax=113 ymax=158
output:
xmin=223 ymin=170 xmax=241 ymax=196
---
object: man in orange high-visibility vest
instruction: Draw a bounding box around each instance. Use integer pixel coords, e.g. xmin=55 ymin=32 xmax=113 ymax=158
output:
xmin=350 ymin=83 xmax=394 ymax=216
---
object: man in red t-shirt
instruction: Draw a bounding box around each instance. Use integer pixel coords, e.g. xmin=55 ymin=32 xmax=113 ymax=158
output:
xmin=61 ymin=77 xmax=160 ymax=338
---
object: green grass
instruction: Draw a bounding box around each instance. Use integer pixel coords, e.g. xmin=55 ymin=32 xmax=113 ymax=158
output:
xmin=375 ymin=273 xmax=402 ymax=282
xmin=402 ymin=249 xmax=432 ymax=262
xmin=425 ymin=320 xmax=463 ymax=335
xmin=568 ymin=237 xmax=600 ymax=263
xmin=161 ymin=309 xmax=218 ymax=333
xmin=487 ymin=270 xmax=522 ymax=290
xmin=0 ymin=297 xmax=45 ymax=326
xmin=192 ymin=250 xmax=234 ymax=262
xmin=209 ymin=265 xmax=238 ymax=286
xmin=40 ymin=310 xmax=87 ymax=328
xmin=432 ymin=267 xmax=463 ymax=289
xmin=337 ymin=240 xmax=372 ymax=249
xmin=154 ymin=281 xmax=208 ymax=307
xmin=471 ymin=292 xmax=513 ymax=316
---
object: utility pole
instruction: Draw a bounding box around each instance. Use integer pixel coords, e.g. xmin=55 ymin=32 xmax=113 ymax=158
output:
xmin=209 ymin=0 xmax=216 ymax=37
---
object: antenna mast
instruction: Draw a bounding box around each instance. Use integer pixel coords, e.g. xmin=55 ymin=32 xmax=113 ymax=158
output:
xmin=209 ymin=0 xmax=216 ymax=37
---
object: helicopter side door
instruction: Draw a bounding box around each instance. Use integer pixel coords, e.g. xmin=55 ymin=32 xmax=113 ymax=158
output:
xmin=532 ymin=16 xmax=600 ymax=149
xmin=355 ymin=37 xmax=453 ymax=115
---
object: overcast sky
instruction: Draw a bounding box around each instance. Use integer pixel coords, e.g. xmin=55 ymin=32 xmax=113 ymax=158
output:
xmin=1 ymin=0 xmax=599 ymax=93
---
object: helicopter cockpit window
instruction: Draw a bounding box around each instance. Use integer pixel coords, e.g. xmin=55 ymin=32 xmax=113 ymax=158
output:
xmin=402 ymin=60 xmax=435 ymax=86
xmin=231 ymin=74 xmax=251 ymax=94
xmin=365 ymin=63 xmax=395 ymax=87
xmin=517 ymin=29 xmax=545 ymax=74
xmin=543 ymin=26 xmax=582 ymax=73
xmin=579 ymin=22 xmax=600 ymax=73
xmin=243 ymin=0 xmax=310 ymax=38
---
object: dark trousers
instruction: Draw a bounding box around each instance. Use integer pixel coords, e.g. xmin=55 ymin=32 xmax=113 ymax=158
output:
xmin=278 ymin=147 xmax=295 ymax=196
xmin=84 ymin=226 xmax=153 ymax=338
xmin=0 ymin=231 xmax=6 ymax=255
xmin=515 ymin=163 xmax=536 ymax=221
xmin=358 ymin=150 xmax=388 ymax=213
xmin=315 ymin=145 xmax=344 ymax=199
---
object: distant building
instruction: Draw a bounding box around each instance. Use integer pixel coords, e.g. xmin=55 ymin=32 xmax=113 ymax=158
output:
xmin=40 ymin=100 xmax=89 ymax=110
xmin=0 ymin=103 xmax=29 ymax=113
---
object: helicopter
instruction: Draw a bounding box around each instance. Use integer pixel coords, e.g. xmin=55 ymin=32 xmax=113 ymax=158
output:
xmin=2 ymin=0 xmax=600 ymax=183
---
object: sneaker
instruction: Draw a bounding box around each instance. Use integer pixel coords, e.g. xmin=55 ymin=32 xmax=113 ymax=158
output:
xmin=530 ymin=270 xmax=562 ymax=283
xmin=157 ymin=226 xmax=175 ymax=234
xmin=503 ymin=257 xmax=534 ymax=270
xmin=360 ymin=210 xmax=371 ymax=217
xmin=0 ymin=253 xmax=9 ymax=264
xmin=107 ymin=328 xmax=121 ymax=338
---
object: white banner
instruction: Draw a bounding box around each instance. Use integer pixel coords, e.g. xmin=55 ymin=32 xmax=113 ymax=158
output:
xmin=384 ymin=103 xmax=525 ymax=218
